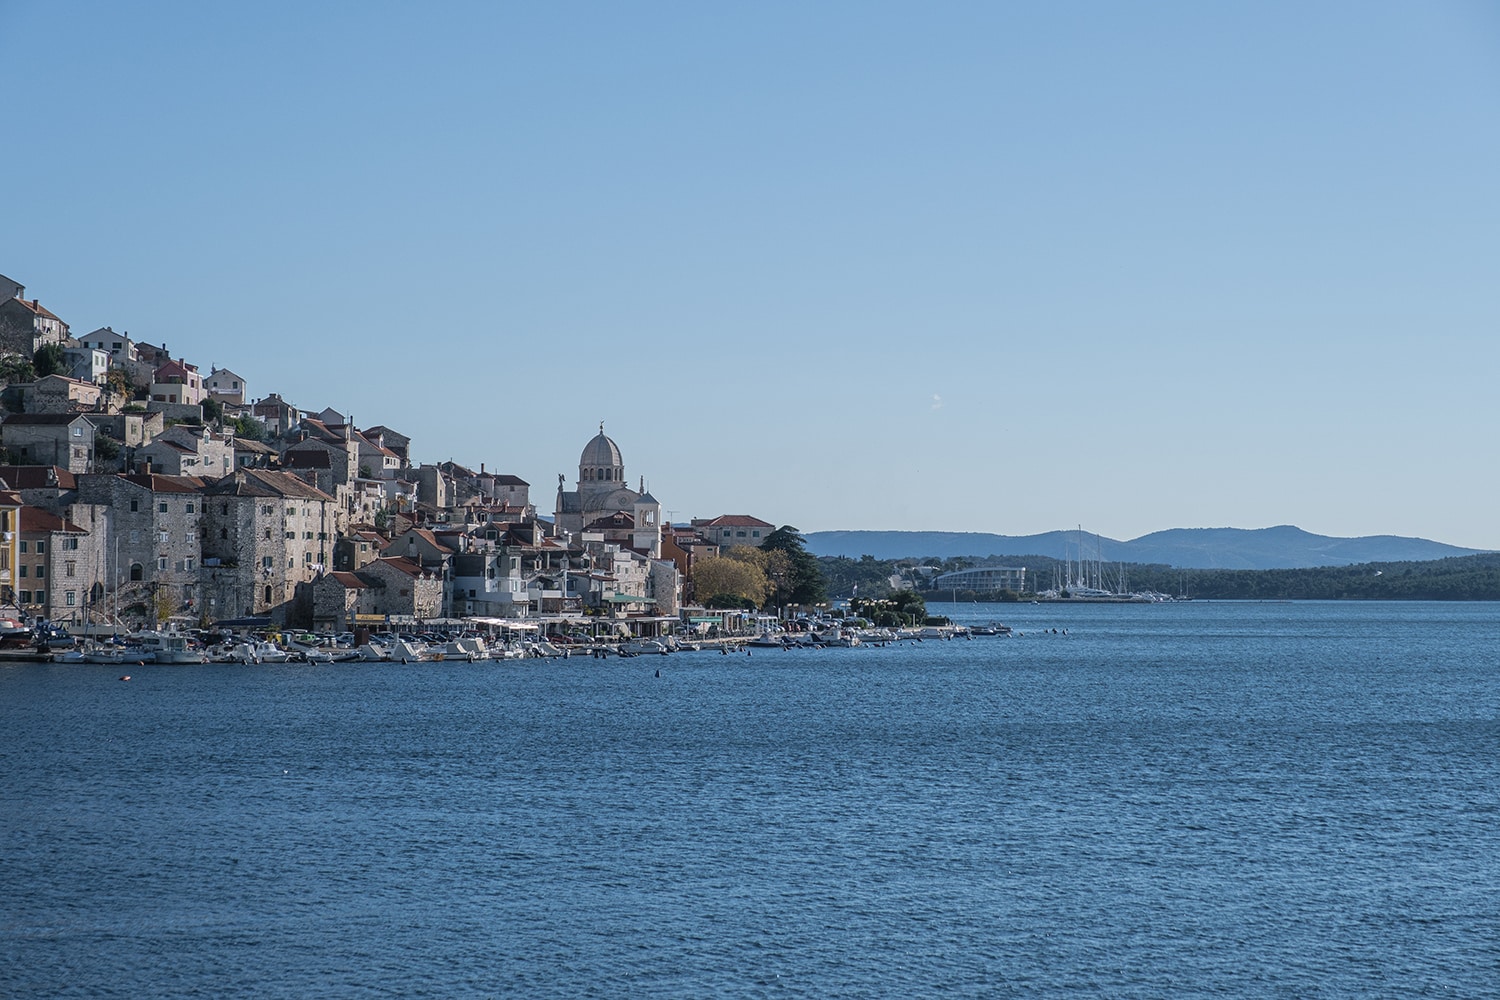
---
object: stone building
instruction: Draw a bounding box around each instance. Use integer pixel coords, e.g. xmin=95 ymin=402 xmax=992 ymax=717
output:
xmin=3 ymin=414 xmax=97 ymax=473
xmin=136 ymin=424 xmax=235 ymax=478
xmin=75 ymin=473 xmax=207 ymax=620
xmin=17 ymin=507 xmax=106 ymax=625
xmin=554 ymin=426 xmax=652 ymax=538
xmin=199 ymin=470 xmax=336 ymax=625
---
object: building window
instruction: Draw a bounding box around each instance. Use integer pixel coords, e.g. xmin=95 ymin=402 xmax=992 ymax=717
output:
xmin=159 ymin=502 xmax=168 ymax=513
xmin=186 ymin=502 xmax=195 ymax=514
xmin=66 ymin=591 xmax=76 ymax=607
xmin=64 ymin=538 xmax=78 ymax=550
xmin=18 ymin=566 xmax=25 ymax=578
xmin=18 ymin=590 xmax=30 ymax=603
xmin=264 ymin=529 xmax=272 ymax=540
xmin=130 ymin=499 xmax=139 ymax=512
xmin=285 ymin=531 xmax=295 ymax=540
xmin=261 ymin=556 xmax=273 ymax=569
xmin=35 ymin=541 xmax=44 ymax=554
xmin=157 ymin=557 xmax=168 ymax=571
xmin=185 ymin=558 xmax=194 ymax=571
xmin=34 ymin=565 xmax=43 ymax=578
xmin=65 ymin=561 xmax=75 ymax=577
xmin=262 ymin=505 xmax=273 ymax=515
xmin=264 ymin=585 xmax=272 ymax=604
xmin=130 ymin=563 xmax=143 ymax=581
xmin=17 ymin=542 xmax=25 ymax=554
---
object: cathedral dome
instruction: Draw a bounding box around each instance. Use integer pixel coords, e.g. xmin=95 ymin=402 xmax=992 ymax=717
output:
xmin=580 ymin=427 xmax=623 ymax=470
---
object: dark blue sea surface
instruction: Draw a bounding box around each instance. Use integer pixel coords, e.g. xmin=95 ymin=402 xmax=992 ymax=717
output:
xmin=4 ymin=601 xmax=1499 ymax=997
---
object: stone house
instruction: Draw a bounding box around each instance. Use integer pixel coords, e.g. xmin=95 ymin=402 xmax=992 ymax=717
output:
xmin=17 ymin=507 xmax=105 ymax=625
xmin=361 ymin=425 xmax=410 ymax=466
xmin=251 ymin=394 xmax=300 ymax=436
xmin=2 ymin=414 xmax=96 ymax=473
xmin=333 ymin=529 xmax=385 ymax=572
xmin=691 ymin=514 xmax=776 ymax=548
xmin=75 ymin=473 xmax=207 ymax=620
xmin=204 ymin=367 xmax=248 ymax=404
xmin=308 ymin=558 xmax=440 ymax=629
xmin=149 ymin=359 xmax=206 ymax=406
xmin=24 ymin=375 xmax=103 ymax=413
xmin=0 ymin=293 xmax=68 ymax=354
xmin=310 ymin=571 xmax=371 ymax=631
xmin=361 ymin=556 xmax=443 ymax=621
xmin=136 ymin=424 xmax=234 ymax=478
xmin=198 ymin=470 xmax=336 ymax=624
xmin=232 ymin=437 xmax=277 ymax=469
xmin=356 ymin=434 xmax=401 ymax=479
xmin=61 ymin=344 xmax=110 ymax=385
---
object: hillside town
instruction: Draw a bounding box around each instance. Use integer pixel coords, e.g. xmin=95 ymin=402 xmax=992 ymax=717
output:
xmin=0 ymin=273 xmax=785 ymax=639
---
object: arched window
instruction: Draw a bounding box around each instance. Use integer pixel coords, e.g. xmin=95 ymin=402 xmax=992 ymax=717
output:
xmin=129 ymin=563 xmax=144 ymax=581
xmin=264 ymin=585 xmax=272 ymax=605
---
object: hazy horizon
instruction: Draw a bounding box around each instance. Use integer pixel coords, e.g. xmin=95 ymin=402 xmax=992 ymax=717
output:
xmin=9 ymin=2 xmax=1497 ymax=547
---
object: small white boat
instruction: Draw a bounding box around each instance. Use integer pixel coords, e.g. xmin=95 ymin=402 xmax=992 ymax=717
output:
xmin=288 ymin=641 xmax=336 ymax=663
xmin=390 ymin=639 xmax=433 ymax=663
xmin=437 ymin=637 xmax=488 ymax=662
xmin=224 ymin=641 xmax=290 ymax=664
xmin=746 ymin=632 xmax=785 ymax=648
xmin=618 ymin=639 xmax=670 ymax=656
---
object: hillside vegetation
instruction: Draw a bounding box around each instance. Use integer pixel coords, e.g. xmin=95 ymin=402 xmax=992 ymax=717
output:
xmin=818 ymin=553 xmax=1500 ymax=602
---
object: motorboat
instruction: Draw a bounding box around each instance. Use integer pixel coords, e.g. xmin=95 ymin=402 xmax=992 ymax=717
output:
xmin=746 ymin=632 xmax=786 ymax=648
xmin=618 ymin=638 xmax=670 ymax=656
xmin=436 ymin=637 xmax=488 ymax=662
xmin=128 ymin=631 xmax=205 ymax=664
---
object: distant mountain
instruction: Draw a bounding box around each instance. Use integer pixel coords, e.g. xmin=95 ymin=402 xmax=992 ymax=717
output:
xmin=804 ymin=526 xmax=1488 ymax=570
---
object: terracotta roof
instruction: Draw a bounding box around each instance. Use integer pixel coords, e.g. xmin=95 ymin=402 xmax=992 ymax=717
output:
xmin=699 ymin=514 xmax=776 ymax=528
xmin=14 ymin=299 xmax=63 ymax=321
xmin=200 ymin=469 xmax=335 ymax=501
xmin=153 ymin=359 xmax=197 ymax=380
xmin=329 ymin=571 xmax=372 ymax=590
xmin=376 ymin=556 xmax=427 ymax=577
xmin=121 ymin=474 xmax=207 ymax=494
xmin=20 ymin=507 xmax=85 ymax=533
xmin=0 ymin=466 xmax=76 ymax=490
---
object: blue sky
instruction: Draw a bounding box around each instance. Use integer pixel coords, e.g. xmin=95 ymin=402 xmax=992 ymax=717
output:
xmin=7 ymin=1 xmax=1499 ymax=547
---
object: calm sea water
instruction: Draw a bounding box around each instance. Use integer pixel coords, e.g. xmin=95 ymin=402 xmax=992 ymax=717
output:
xmin=3 ymin=601 xmax=1498 ymax=997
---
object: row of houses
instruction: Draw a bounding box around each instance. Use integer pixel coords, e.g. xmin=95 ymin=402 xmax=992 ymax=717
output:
xmin=0 ymin=274 xmax=781 ymax=631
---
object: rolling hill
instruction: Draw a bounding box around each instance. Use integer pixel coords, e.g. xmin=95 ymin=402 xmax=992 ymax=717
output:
xmin=804 ymin=526 xmax=1487 ymax=570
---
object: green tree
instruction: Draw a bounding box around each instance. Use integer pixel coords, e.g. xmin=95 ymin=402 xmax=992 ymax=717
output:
xmin=232 ymin=414 xmax=268 ymax=441
xmin=0 ymin=353 xmax=35 ymax=385
xmin=94 ymin=435 xmax=121 ymax=461
xmin=201 ymin=397 xmax=223 ymax=423
xmin=32 ymin=343 xmax=66 ymax=378
xmin=760 ymin=525 xmax=827 ymax=607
